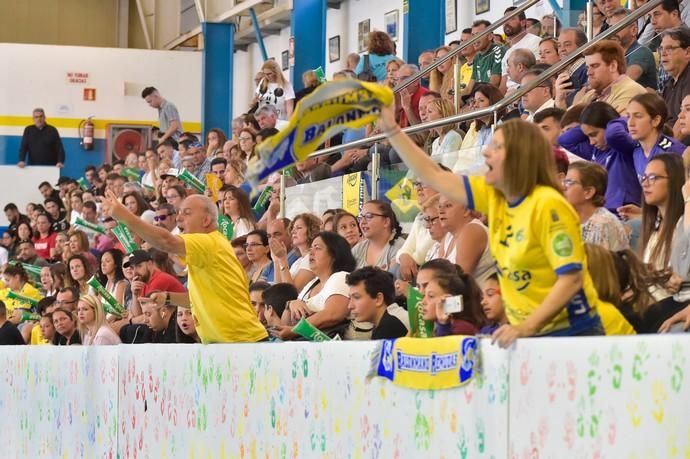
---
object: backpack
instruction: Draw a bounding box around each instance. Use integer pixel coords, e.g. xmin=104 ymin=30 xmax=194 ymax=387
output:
xmin=357 ymin=55 xmax=377 ymax=82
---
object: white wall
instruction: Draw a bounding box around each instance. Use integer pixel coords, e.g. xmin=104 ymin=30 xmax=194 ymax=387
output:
xmin=1 ymin=336 xmax=688 ymax=458
xmin=0 ymin=43 xmax=202 ymax=139
xmin=456 ymin=0 xmax=555 ymax=37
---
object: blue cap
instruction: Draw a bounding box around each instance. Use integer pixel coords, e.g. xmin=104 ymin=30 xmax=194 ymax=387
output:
xmin=189 ymin=141 xmax=204 ymax=149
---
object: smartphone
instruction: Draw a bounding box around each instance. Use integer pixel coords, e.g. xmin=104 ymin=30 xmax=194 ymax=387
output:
xmin=442 ymin=295 xmax=464 ymax=315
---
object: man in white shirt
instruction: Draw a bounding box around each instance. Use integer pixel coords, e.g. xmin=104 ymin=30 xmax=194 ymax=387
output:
xmin=501 ymin=6 xmax=542 ymax=93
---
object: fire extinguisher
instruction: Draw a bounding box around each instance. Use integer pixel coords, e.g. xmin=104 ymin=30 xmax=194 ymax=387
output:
xmin=79 ymin=116 xmax=94 ymax=151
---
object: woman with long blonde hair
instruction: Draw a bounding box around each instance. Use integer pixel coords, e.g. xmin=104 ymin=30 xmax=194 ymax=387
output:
xmin=252 ymin=59 xmax=295 ymax=120
xmin=76 ymin=294 xmax=121 ymax=345
xmin=429 ymin=46 xmax=456 ymax=102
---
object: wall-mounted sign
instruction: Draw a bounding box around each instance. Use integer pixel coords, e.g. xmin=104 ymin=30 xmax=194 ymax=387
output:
xmin=83 ymin=88 xmax=96 ymax=101
xmin=66 ymin=72 xmax=89 ymax=84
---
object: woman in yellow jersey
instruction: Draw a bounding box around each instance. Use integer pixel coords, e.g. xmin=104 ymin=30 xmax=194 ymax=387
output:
xmin=378 ymin=104 xmax=609 ymax=347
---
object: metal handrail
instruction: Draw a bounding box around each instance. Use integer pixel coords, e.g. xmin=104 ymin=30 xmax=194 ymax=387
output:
xmin=393 ymin=0 xmax=541 ymax=94
xmin=308 ymin=0 xmax=662 ymax=159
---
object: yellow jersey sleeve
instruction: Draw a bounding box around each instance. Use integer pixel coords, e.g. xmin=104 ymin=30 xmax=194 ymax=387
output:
xmin=534 ymin=192 xmax=586 ymax=275
xmin=463 ymin=175 xmax=494 ymax=216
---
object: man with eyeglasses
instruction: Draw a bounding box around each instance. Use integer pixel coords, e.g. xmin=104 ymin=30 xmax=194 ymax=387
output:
xmin=55 ymin=287 xmax=80 ymax=312
xmin=17 ymin=108 xmax=65 ymax=169
xmin=660 ymin=27 xmax=690 ymax=125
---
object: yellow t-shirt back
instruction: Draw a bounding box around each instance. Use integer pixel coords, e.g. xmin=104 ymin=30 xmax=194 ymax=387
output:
xmin=0 ymin=283 xmax=43 ymax=315
xmin=181 ymin=231 xmax=268 ymax=343
xmin=464 ymin=176 xmax=603 ymax=335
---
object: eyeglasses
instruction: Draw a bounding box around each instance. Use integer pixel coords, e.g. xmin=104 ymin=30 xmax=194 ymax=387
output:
xmin=562 ymin=178 xmax=581 ymax=188
xmin=238 ymin=136 xmax=253 ymax=142
xmin=640 ymin=174 xmax=668 ymax=185
xmin=423 ymin=216 xmax=440 ymax=226
xmin=357 ymin=212 xmax=386 ymax=221
xmin=153 ymin=214 xmax=173 ymax=222
xmin=659 ymin=45 xmax=684 ymax=54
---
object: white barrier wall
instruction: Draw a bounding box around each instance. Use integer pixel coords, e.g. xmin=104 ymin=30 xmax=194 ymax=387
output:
xmin=0 ymin=336 xmax=688 ymax=458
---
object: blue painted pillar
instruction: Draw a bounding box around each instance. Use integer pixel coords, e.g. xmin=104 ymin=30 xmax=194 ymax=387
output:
xmin=202 ymin=22 xmax=234 ymax=137
xmin=403 ymin=0 xmax=444 ymax=64
xmin=563 ymin=0 xmax=587 ymax=27
xmin=291 ymin=0 xmax=326 ymax=91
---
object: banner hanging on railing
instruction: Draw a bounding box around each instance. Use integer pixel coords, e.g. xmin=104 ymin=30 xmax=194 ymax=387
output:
xmin=369 ymin=336 xmax=478 ymax=390
xmin=248 ymin=80 xmax=394 ymax=182
xmin=342 ymin=171 xmax=363 ymax=215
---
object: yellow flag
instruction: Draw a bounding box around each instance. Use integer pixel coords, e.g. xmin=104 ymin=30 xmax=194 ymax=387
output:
xmin=249 ymin=79 xmax=394 ymax=182
xmin=205 ymin=173 xmax=223 ymax=203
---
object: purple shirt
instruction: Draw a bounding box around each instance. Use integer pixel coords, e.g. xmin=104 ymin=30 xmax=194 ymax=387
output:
xmin=605 ymin=128 xmax=686 ymax=178
xmin=558 ymin=118 xmax=641 ymax=211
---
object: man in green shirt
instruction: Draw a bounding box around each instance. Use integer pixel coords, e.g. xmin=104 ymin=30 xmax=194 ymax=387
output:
xmin=459 ymin=20 xmax=506 ymax=107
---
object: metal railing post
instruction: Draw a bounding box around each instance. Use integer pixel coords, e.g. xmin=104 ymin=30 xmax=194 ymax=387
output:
xmin=371 ymin=143 xmax=380 ymax=200
xmin=279 ymin=172 xmax=286 ymax=219
xmin=453 ymin=61 xmax=461 ymax=114
xmin=587 ymin=1 xmax=594 ymax=41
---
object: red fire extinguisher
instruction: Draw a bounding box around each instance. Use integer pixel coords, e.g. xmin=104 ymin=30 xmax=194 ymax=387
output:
xmin=79 ymin=116 xmax=94 ymax=151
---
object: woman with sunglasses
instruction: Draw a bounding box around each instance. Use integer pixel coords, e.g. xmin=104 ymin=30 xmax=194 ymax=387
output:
xmin=377 ymin=104 xmax=609 ymax=347
xmin=351 ymin=200 xmax=405 ymax=272
xmin=76 ymin=294 xmax=121 ymax=345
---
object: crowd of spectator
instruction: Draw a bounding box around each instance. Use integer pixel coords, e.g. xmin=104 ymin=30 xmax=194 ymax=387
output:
xmin=3 ymin=0 xmax=690 ymax=346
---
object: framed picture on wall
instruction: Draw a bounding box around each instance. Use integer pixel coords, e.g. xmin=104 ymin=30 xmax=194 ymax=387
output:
xmin=475 ymin=0 xmax=490 ymax=15
xmin=384 ymin=10 xmax=399 ymax=40
xmin=358 ymin=19 xmax=371 ymax=53
xmin=281 ymin=50 xmax=289 ymax=71
xmin=329 ymin=35 xmax=341 ymax=63
xmin=445 ymin=0 xmax=457 ymax=35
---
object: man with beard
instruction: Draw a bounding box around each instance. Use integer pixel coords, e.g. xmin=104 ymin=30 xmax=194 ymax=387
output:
xmin=501 ymin=6 xmax=542 ymax=93
xmin=117 ymin=250 xmax=186 ymax=343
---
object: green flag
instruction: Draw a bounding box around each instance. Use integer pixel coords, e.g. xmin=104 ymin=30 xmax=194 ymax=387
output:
xmin=407 ymin=285 xmax=434 ymax=338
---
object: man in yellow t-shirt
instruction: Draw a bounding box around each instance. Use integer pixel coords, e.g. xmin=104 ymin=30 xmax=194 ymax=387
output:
xmin=102 ymin=190 xmax=267 ymax=343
